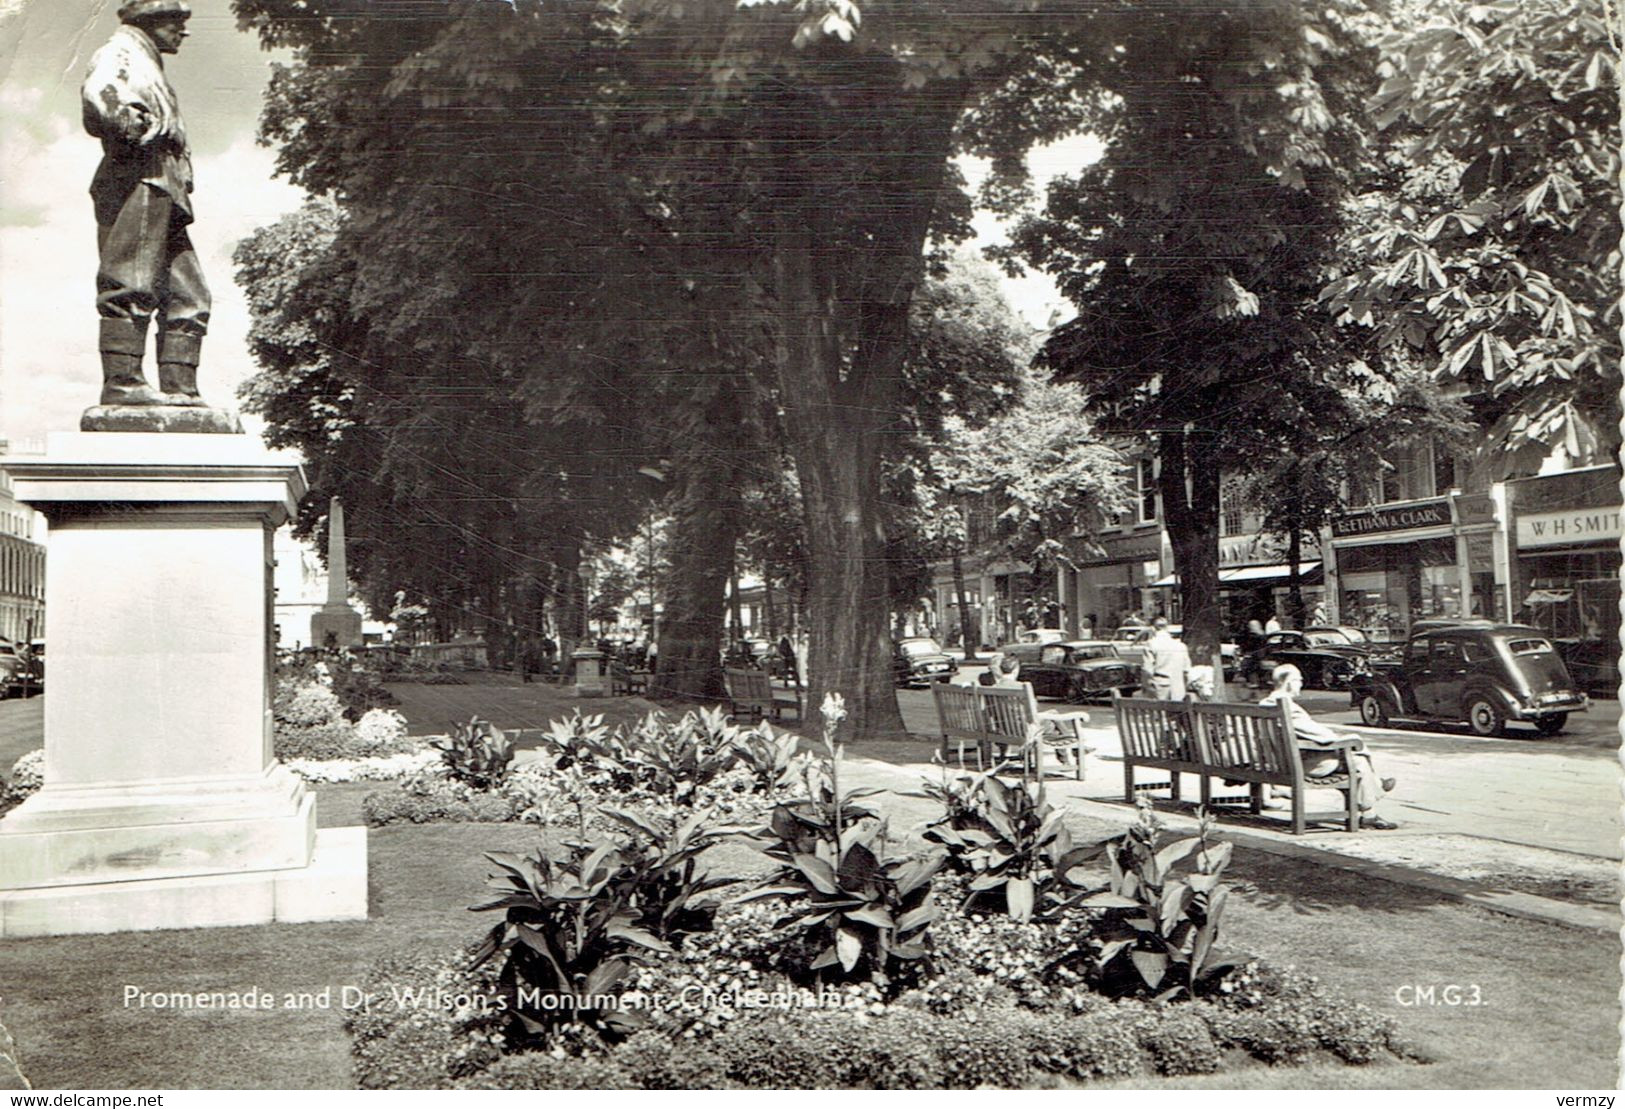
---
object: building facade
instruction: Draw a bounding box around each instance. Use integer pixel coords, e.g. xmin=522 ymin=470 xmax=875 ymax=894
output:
xmin=1504 ymin=464 xmax=1621 ymax=643
xmin=919 ymin=442 xmax=1616 ymax=654
xmin=0 ymin=442 xmax=45 ymax=644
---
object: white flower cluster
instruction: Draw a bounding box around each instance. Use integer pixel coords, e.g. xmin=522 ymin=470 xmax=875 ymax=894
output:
xmin=354 ymin=707 xmax=410 ymax=749
xmin=281 ymin=683 xmax=346 ymax=727
xmin=2 ymin=748 xmax=44 ymax=805
xmin=283 ymin=748 xmax=441 ymax=783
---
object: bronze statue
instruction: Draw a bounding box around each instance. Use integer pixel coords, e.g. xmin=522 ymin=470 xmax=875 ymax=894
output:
xmin=82 ymin=0 xmax=209 ymax=410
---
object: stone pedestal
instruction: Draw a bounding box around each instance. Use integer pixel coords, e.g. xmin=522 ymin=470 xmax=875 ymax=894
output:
xmin=0 ymin=432 xmax=368 ymax=937
xmin=310 ymin=604 xmax=363 ymax=650
xmin=572 ymin=648 xmax=606 ymax=697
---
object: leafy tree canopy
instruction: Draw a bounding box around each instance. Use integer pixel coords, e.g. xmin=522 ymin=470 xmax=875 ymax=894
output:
xmin=1321 ymin=0 xmax=1622 ymax=473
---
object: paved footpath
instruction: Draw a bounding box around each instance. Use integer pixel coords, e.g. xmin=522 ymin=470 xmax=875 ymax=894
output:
xmin=899 ymin=670 xmax=1622 ymax=861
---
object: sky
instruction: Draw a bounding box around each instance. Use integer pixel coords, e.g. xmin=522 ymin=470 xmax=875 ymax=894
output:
xmin=0 ymin=0 xmax=1091 ymax=455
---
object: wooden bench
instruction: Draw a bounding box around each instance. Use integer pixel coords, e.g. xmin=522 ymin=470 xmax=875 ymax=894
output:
xmin=1112 ymin=694 xmax=1362 ymax=834
xmin=931 ymin=681 xmax=1091 ymax=780
xmin=723 ymin=667 xmax=802 ymax=724
xmin=1113 ymin=695 xmax=1206 ymax=803
xmin=608 ymin=659 xmax=650 ymax=696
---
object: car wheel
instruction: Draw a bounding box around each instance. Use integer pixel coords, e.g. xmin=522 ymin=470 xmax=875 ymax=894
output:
xmin=1066 ymin=677 xmax=1090 ymax=704
xmin=1534 ymin=713 xmax=1568 ymax=737
xmin=1465 ymin=695 xmax=1507 ymax=738
xmin=1358 ymin=694 xmax=1389 ymax=728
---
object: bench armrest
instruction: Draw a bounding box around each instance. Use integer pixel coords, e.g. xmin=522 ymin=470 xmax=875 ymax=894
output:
xmin=1299 ymin=736 xmax=1363 ymax=751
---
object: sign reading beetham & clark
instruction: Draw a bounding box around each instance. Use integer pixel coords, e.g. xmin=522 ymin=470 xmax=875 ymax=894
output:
xmin=1330 ymin=499 xmax=1453 ymax=538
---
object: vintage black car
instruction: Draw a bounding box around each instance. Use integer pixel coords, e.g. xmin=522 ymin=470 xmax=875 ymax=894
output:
xmin=1241 ymin=627 xmax=1372 ymax=690
xmin=0 ymin=640 xmax=38 ymax=698
xmin=1348 ymin=624 xmax=1587 ymax=737
xmin=1002 ymin=640 xmax=1140 ymax=703
xmin=893 ymin=636 xmax=958 ymax=687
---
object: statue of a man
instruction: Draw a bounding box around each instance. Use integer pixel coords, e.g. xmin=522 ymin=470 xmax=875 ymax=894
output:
xmin=82 ymin=0 xmax=209 ymax=407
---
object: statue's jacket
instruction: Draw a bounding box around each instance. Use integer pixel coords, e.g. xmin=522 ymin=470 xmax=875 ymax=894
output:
xmin=81 ymin=23 xmax=193 ymax=225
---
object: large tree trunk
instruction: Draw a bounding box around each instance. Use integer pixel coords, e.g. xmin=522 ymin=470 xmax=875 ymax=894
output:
xmin=652 ymin=457 xmax=740 ymax=701
xmin=766 ymin=82 xmax=966 ymax=740
xmin=951 ymin=551 xmax=978 ymax=662
xmin=1159 ymin=428 xmax=1225 ymax=695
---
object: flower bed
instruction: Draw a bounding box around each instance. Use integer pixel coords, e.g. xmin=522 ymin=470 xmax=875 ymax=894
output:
xmin=0 ymin=749 xmax=42 ymax=817
xmin=345 ymin=695 xmax=1413 ymax=1089
xmin=359 ymin=709 xmax=799 ymax=830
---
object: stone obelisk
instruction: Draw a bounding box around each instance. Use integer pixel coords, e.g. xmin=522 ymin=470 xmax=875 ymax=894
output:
xmin=310 ymin=497 xmax=363 ymax=649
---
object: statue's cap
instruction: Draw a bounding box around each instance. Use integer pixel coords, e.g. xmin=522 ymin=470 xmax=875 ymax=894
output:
xmin=118 ymin=0 xmax=191 ymax=22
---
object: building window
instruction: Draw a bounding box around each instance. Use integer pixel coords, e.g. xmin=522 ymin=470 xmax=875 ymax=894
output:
xmin=1220 ymin=479 xmax=1246 ymax=537
xmin=1433 ymin=448 xmax=1456 ymax=496
xmin=1138 ymin=458 xmax=1157 ymax=523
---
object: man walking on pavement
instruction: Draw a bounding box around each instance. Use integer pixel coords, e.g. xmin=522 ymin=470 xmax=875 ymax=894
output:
xmin=83 ymin=0 xmax=209 ymax=407
xmin=1140 ymin=616 xmax=1192 ymax=701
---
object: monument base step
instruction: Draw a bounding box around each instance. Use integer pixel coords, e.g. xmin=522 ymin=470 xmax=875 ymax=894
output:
xmin=0 ymin=826 xmax=368 ymax=938
xmin=0 ymin=767 xmax=315 ymax=889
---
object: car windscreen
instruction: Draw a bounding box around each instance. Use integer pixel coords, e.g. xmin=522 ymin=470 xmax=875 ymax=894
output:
xmin=1070 ymin=646 xmax=1118 ymax=661
xmin=899 ymin=640 xmax=943 ymax=656
xmin=1305 ymin=631 xmax=1351 ymax=647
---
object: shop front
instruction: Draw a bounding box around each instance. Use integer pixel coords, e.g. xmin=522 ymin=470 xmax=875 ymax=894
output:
xmin=1325 ymin=493 xmax=1504 ymax=643
xmin=1067 ymin=529 xmax=1165 ymax=635
xmin=1148 ymin=531 xmax=1325 ymax=632
xmin=929 ymin=558 xmax=1046 ymax=649
xmin=1506 ymin=466 xmax=1621 ymax=690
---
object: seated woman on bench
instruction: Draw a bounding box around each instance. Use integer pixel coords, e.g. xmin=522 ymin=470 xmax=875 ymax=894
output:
xmin=1260 ymin=663 xmax=1398 ymax=829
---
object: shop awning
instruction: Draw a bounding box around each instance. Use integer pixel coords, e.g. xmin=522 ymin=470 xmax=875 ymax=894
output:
xmin=1149 ymin=562 xmax=1323 ymax=589
xmin=1524 ymin=589 xmax=1575 ymax=605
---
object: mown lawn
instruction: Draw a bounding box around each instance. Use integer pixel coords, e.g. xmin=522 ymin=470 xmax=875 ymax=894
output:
xmin=0 ymin=771 xmax=1616 ymax=1090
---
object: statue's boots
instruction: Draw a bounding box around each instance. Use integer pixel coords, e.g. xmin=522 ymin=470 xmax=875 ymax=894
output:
xmin=98 ymin=317 xmax=167 ymax=406
xmin=156 ymin=330 xmax=206 ymax=407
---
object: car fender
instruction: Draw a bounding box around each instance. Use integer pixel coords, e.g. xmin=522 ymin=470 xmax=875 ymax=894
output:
xmin=1351 ymin=676 xmax=1402 ymax=714
xmin=1461 ymin=681 xmax=1520 ymax=717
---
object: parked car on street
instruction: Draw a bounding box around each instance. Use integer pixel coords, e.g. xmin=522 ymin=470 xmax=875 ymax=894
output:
xmin=1011 ymin=628 xmax=1068 ymax=646
xmin=1240 ymin=627 xmax=1372 ymax=690
xmin=1348 ymin=624 xmax=1588 ymax=737
xmin=0 ymin=640 xmax=38 ymax=698
xmin=893 ymin=636 xmax=958 ymax=687
xmin=722 ymin=638 xmax=774 ymax=669
xmin=1002 ymin=640 xmax=1140 ymax=702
